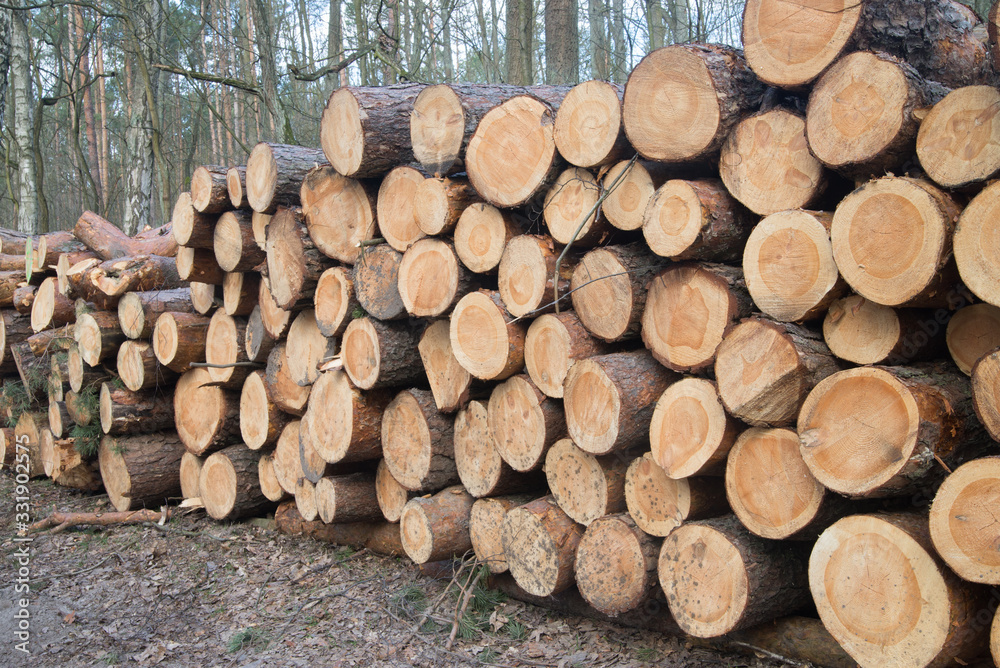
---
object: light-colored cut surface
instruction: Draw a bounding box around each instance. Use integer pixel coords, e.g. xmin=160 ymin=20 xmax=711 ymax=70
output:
xmin=554 ymin=80 xmax=623 ymax=168
xmin=822 ymin=295 xmax=900 ymax=365
xmin=929 ymin=457 xmax=1000 ymax=584
xmin=543 ymin=167 xmax=602 ymax=245
xmin=917 ymin=86 xmax=1000 ymax=188
xmin=946 ymin=303 xmax=1000 ymax=375
xmin=650 ymin=377 xmax=734 ymax=478
xmin=955 ymin=181 xmax=1000 ymax=307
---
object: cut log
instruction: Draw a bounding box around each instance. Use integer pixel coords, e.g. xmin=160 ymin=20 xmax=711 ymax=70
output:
xmin=176 ymin=246 xmax=225 ymax=285
xmin=314 ymin=267 xmax=358 ymax=338
xmin=554 ymin=80 xmax=629 ymax=169
xmin=0 ymin=270 xmax=25 ymax=308
xmin=222 ymin=271 xmax=259 ymax=317
xmin=955 ymin=181 xmax=1000 ymax=308
xmin=64 ymin=390 xmax=94 ymax=426
xmin=575 ymin=513 xmax=659 ymax=616
xmin=398 ymin=238 xmax=474 ymax=317
xmin=204 ymin=310 xmax=250 ymax=388
xmin=315 ymin=473 xmax=382 ymax=524
xmin=571 ymin=243 xmax=668 ymax=343
xmin=488 ymin=375 xmax=566 ymax=472
xmin=28 ymin=326 xmax=74 ymax=358
xmin=376 ymin=458 xmax=416 ymax=522
xmin=245 ymin=142 xmax=326 ymax=214
xmin=341 ymin=316 xmax=421 ymax=390
xmin=180 ymin=451 xmax=203 ymax=499
xmin=258 ymin=276 xmax=291 ymax=339
xmin=251 ymin=211 xmax=271 ymax=250
xmin=498 ymin=235 xmax=575 ymax=318
xmin=947 ymin=304 xmax=1000 ymax=375
xmin=807 ymin=52 xmax=946 ymax=179
xmin=660 ymin=515 xmax=810 ymax=638
xmin=719 ymin=109 xmax=826 ymax=216
xmin=453 ymin=203 xmax=522 ymax=274
xmin=47 ymin=400 xmax=70 ymax=439
xmin=524 ymin=311 xmax=610 ymax=399
xmin=929 ymin=456 xmax=1000 ymax=584
xmin=0 ymin=254 xmax=28 ymax=273
xmin=743 ymin=210 xmax=844 ymax=322
xmin=0 ymin=310 xmax=32 ymax=374
xmin=624 ymin=452 xmax=728 ymax=537
xmin=40 ymin=430 xmax=100 ymax=490
xmin=171 ymin=191 xmax=217 ymax=248
xmin=30 ymin=277 xmax=76 ymax=332
xmin=285 ymin=309 xmax=335 ymax=387
xmin=413 ymin=176 xmax=479 ymax=236
xmin=117 ymin=288 xmax=193 ymax=340
xmin=602 ymin=161 xmax=674 ymax=232
xmin=972 ymin=349 xmax=1000 ymax=441
xmin=201 ymin=445 xmax=272 ymax=520
xmin=258 ymin=453 xmax=290 ymax=502
xmin=810 ymin=512 xmax=990 ymax=667
xmin=47 ymin=353 xmax=68 ymax=402
xmin=642 ymin=263 xmax=753 ymax=372
xmin=831 ymin=176 xmax=961 ymax=308
xmin=623 ymin=44 xmax=764 ymax=163
xmin=299 ymin=369 xmax=390 ymax=464
xmin=272 ymin=420 xmax=306 ymax=494
xmin=799 ymin=363 xmax=984 ymax=497
xmin=189 ymin=282 xmax=218 ymax=315
xmin=226 ymin=165 xmax=248 ymax=209
xmin=564 ymin=350 xmax=679 ymax=455
xmin=73 ymin=211 xmax=177 ymax=260
xmin=454 ymin=400 xmax=539 ymax=498
xmin=400 ymin=485 xmax=475 ymax=564
xmin=116 ymin=340 xmax=177 ymax=392
xmin=98 ymin=431 xmax=186 ymax=512
xmin=300 ymin=165 xmax=377 ymax=264
xmin=501 ymin=496 xmax=584 ymax=597
xmin=418 ymin=319 xmax=473 ymax=413
xmin=320 ymin=84 xmax=425 ymax=178
xmin=643 ymin=179 xmax=752 ymax=263
xmin=543 ymin=167 xmax=606 ymax=246
xmin=173 ymin=367 xmax=242 ymax=456
xmin=243 ymin=305 xmax=275 ymax=364
xmin=650 ymin=377 xmax=741 ymax=479
xmin=265 ymin=343 xmax=311 ymax=416
xmin=822 ymin=295 xmax=946 ymax=365
xmin=274 ymin=501 xmax=404 ymax=555
xmin=351 ymin=243 xmax=406 ymax=320
xmin=917 ymin=86 xmax=1000 ymax=189
xmin=544 ymin=438 xmax=628 ymax=526
xmin=449 ymin=290 xmax=526 ymax=381
xmin=381 ymin=387 xmax=458 ymax=492
xmin=214 ymin=210 xmax=264 ymax=273
xmin=152 ymin=312 xmax=210 ymax=373
xmin=89 ymin=254 xmax=183 ymax=297
xmin=465 ymin=95 xmax=562 ymax=209
xmin=67 ymin=343 xmax=108 ymax=394
xmin=190 ymin=165 xmax=233 ymax=214
xmin=377 ymin=165 xmax=426 ymax=252
xmin=266 ymin=207 xmax=331 ymax=309
xmin=470 ymin=495 xmax=535 ymax=573
xmin=10 ymin=342 xmax=48 ymax=398
xmin=12 ymin=285 xmax=35 ymax=314
xmin=99 ymin=382 xmax=174 ymax=435
xmin=13 ymin=412 xmax=46 ymax=478
xmin=715 ymin=317 xmax=841 ymax=427
xmin=74 ymin=311 xmax=125 ymax=366
xmin=239 ymin=370 xmax=291 ymax=451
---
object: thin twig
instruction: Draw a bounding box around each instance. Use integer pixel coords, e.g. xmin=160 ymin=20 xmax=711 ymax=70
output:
xmin=188 ymin=361 xmax=265 ymax=369
xmin=446 ymin=566 xmax=485 ymax=650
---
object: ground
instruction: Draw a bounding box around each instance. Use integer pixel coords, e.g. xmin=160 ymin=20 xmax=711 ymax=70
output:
xmin=0 ymin=473 xmax=789 ymax=667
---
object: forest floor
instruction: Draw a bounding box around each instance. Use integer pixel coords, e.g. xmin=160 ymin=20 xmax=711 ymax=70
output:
xmin=0 ymin=473 xmax=788 ymax=668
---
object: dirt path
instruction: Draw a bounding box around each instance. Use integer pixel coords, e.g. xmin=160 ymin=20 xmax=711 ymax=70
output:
xmin=0 ymin=473 xmax=788 ymax=667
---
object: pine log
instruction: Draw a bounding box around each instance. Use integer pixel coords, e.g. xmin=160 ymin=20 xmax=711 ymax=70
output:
xmin=341 ymin=316 xmax=421 ymax=390
xmin=466 ymin=95 xmax=563 ymax=208
xmin=831 ymin=176 xmax=961 ymax=308
xmin=30 ymin=277 xmax=75 ymax=332
xmin=524 ymin=311 xmax=611 ymax=399
xmin=226 ymin=165 xmax=249 ymax=209
xmin=352 ymin=243 xmax=406 ymax=320
xmin=643 ymin=179 xmax=752 ymax=262
xmin=544 ymin=438 xmax=629 ymax=526
xmin=176 ymin=246 xmax=225 ymax=285
xmin=67 ymin=343 xmax=108 ymax=394
xmin=807 ymin=52 xmax=947 ymax=179
xmin=266 ymin=206 xmax=333 ymax=310
xmin=239 ymin=370 xmax=291 ymax=450
xmin=398 ymin=238 xmax=474 ymax=317
xmin=189 ymin=281 xmax=218 ymax=315
xmin=47 ymin=352 xmax=68 ymax=402
xmin=810 ymin=512 xmax=990 ymax=667
xmin=400 ymin=485 xmax=475 ymax=564
xmin=564 ymin=350 xmax=678 ymax=455
xmin=315 ymin=473 xmax=382 ymax=524
xmin=201 ymin=445 xmax=272 ymax=520
xmin=299 ymin=165 xmax=377 ymax=264
xmin=642 ymin=263 xmax=753 ymax=372
xmin=0 ymin=270 xmax=25 ymax=308
xmin=13 ymin=412 xmax=46 ymax=478
xmin=571 ymin=242 xmax=670 ymax=342
xmin=116 ymin=340 xmax=177 ymax=392
xmin=719 ymin=109 xmax=826 ymax=216
xmin=117 ymin=288 xmax=193 ymax=340
xmin=152 ymin=312 xmax=210 ymax=373
xmin=972 ymin=348 xmax=1000 ymax=441
xmin=501 ymin=496 xmax=584 ymax=597
xmin=285 ymin=309 xmax=335 ymax=387
xmin=602 ymin=160 xmax=677 ymax=232
xmin=0 ymin=428 xmax=16 ymax=470
xmin=822 ymin=295 xmax=947 ymax=365
xmin=299 ymin=369 xmax=390 ymax=464
xmin=413 ymin=176 xmax=479 ymax=236
xmin=258 ymin=453 xmax=290 ymax=502
xmin=660 ymin=515 xmax=810 ymax=637
xmin=929 ymin=456 xmax=1000 ymax=584
xmin=243 ymin=304 xmax=275 ymax=363
xmin=98 ymin=431 xmax=186 ymax=511
xmin=623 ymin=44 xmax=764 ymax=163
xmin=74 ymin=311 xmax=124 ymax=366
xmin=314 ymin=267 xmax=358 ymax=338
xmin=272 ymin=420 xmax=306 ymax=494
xmin=245 ymin=142 xmax=326 ymax=214
xmin=450 ymin=290 xmax=525 ymax=381
xmin=946 ymin=303 xmax=1000 ymax=375
xmin=10 ymin=341 xmax=48 ymax=399
xmin=376 ymin=458 xmax=417 ymax=522
xmin=173 ymin=367 xmax=242 ymax=456
xmin=624 ymin=452 xmax=728 ymax=537
xmin=650 ymin=377 xmax=741 ymax=479
xmin=955 ymin=180 xmax=1000 ymax=308
xmin=542 ymin=167 xmax=607 ymax=246
xmin=28 ymin=325 xmax=74 ymax=358
xmin=214 ymin=209 xmax=264 ymax=272
xmin=171 ymin=191 xmax=217 ymax=248
xmin=418 ymin=319 xmax=474 ymax=413
xmin=742 ymin=0 xmax=990 ymax=90
xmin=40 ymin=430 xmax=100 ymax=490
xmin=453 ymin=203 xmax=522 ymax=274
xmin=258 ymin=276 xmax=292 ymax=339
xmin=204 ymin=310 xmax=250 ymax=389
xmin=498 ymin=234 xmax=575 ymax=318
xmin=553 ymin=80 xmax=629 ymax=169
xmin=0 ymin=228 xmax=29 ymax=255
xmin=222 ymin=271 xmax=259 ymax=317
xmin=470 ymin=495 xmax=535 ymax=573
xmin=575 ymin=513 xmax=660 ymax=616
xmin=381 ymin=387 xmax=458 ymax=492
xmin=377 ymin=165 xmax=427 ymax=252
xmin=273 ymin=501 xmax=404 ymax=555
xmin=799 ymin=363 xmax=984 ymax=497
xmin=454 ymin=400 xmax=540 ymax=498
xmin=88 ymin=254 xmax=184 ymax=297
xmin=320 ymin=83 xmax=425 ymax=178
xmin=0 ymin=310 xmax=33 ymax=374
xmin=190 ymin=165 xmax=233 ymax=214
xmin=12 ymin=285 xmax=35 ymax=314
xmin=0 ymin=254 xmax=28 ymax=273
xmin=917 ymin=85 xmax=1000 ymax=189
xmin=64 ymin=390 xmax=93 ymax=426
xmin=47 ymin=400 xmax=70 ymax=439
xmin=251 ymin=211 xmax=271 ymax=250
xmin=295 ymin=478 xmax=320 ymax=522
xmin=73 ymin=211 xmax=177 ymax=260
xmin=265 ymin=343 xmax=311 ymax=416
xmin=488 ymin=374 xmax=566 ymax=472
xmin=99 ymin=382 xmax=174 ymax=435
xmin=179 ymin=451 xmax=203 ymax=499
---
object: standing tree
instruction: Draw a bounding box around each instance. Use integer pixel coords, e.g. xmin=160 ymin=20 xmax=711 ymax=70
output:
xmin=10 ymin=5 xmax=37 ymax=233
xmin=545 ymin=0 xmax=579 ymax=84
xmin=506 ymin=0 xmax=533 ymax=84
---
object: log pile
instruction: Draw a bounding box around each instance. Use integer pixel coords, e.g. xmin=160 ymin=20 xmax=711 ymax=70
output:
xmin=10 ymin=2 xmax=1000 ymax=665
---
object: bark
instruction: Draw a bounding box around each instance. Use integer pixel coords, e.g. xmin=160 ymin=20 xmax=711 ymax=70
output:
xmin=73 ymin=211 xmax=177 ymax=260
xmin=98 ymin=431 xmax=186 ymax=512
xmin=99 ymin=382 xmax=175 ymax=435
xmin=352 ymin=244 xmax=407 ymax=320
xmin=399 ymin=486 xmax=476 ymax=564
xmin=11 ymin=7 xmax=37 ymax=233
xmin=544 ymin=0 xmax=578 ymax=84
xmin=274 ymin=501 xmax=405 ymax=556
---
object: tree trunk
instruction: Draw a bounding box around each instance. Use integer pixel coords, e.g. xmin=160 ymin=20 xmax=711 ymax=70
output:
xmin=400 ymin=485 xmax=475 ymax=564
xmin=822 ymin=295 xmax=946 ymax=366
xmin=244 ymin=305 xmax=275 ymax=364
xmin=454 ymin=400 xmax=540 ymax=498
xmin=265 ymin=207 xmax=331 ymax=309
xmin=204 ymin=311 xmax=249 ymax=389
xmin=381 ymin=387 xmax=458 ymax=492
xmin=214 ymin=210 xmax=265 ymax=273
xmin=90 ymin=254 xmax=184 ymax=297
xmin=972 ymin=348 xmax=1000 ymax=441
xmin=377 ymin=165 xmax=427 ymax=253
xmin=643 ymin=179 xmax=753 ymax=262
xmin=0 ymin=310 xmax=32 ymax=374
xmin=190 ymin=165 xmax=233 ymax=214
xmin=98 ymin=431 xmax=186 ymax=512
xmin=544 ymin=0 xmax=578 ymax=84
xmin=47 ymin=400 xmax=70 ymax=439
xmin=10 ymin=8 xmax=37 ymax=234
xmin=398 ymin=238 xmax=475 ymax=317
xmin=524 ymin=311 xmax=611 ymax=399
xmin=188 ymin=282 xmax=217 ymax=315
xmin=65 ymin=390 xmax=94 ymax=427
xmin=501 ymin=496 xmax=584 ymax=597
xmin=270 ymin=420 xmax=305 ymax=494
xmin=601 ymin=160 xmax=675 ymax=232
xmin=505 ymin=0 xmax=534 ymax=85
xmin=341 ymin=316 xmax=422 ymax=390
xmin=173 ymin=367 xmax=242 ymax=456
xmin=12 ymin=285 xmax=34 ymax=314
xmin=929 ymin=456 xmax=1000 ymax=584
xmin=497 ymin=235 xmax=574 ymax=319
xmin=285 ymin=309 xmax=336 ymax=387
xmin=30 ymin=277 xmax=76 ymax=333
xmin=13 ymin=412 xmax=46 ymax=478
xmin=239 ymin=370 xmax=291 ymax=451
xmin=544 ymin=437 xmax=629 ymax=526
xmin=449 ymin=290 xmax=526 ymax=381
xmin=918 ymin=85 xmax=1000 ymax=189
xmin=945 ymin=303 xmax=1000 ymax=375
xmin=352 ymin=243 xmax=407 ymax=320
xmin=74 ymin=311 xmax=125 ymax=366
xmin=258 ymin=453 xmax=291 ymax=502
xmin=453 ymin=203 xmax=522 ymax=274
xmin=575 ymin=513 xmax=660 ymax=616
xmin=177 ymin=247 xmax=225 ymax=285
xmin=543 ymin=167 xmax=607 ymax=246
xmin=40 ymin=430 xmax=100 ymax=491
xmin=955 ymin=181 xmax=1000 ymax=308
xmin=67 ymin=342 xmax=108 ymax=394
xmin=245 ymin=143 xmax=326 ymax=214
xmin=179 ymin=451 xmax=203 ymax=499
xmin=488 ymin=374 xmax=566 ymax=472
xmin=99 ymin=382 xmax=174 ymax=435
xmin=624 ymin=452 xmax=728 ymax=537
xmin=265 ymin=343 xmax=312 ymax=416
xmin=300 ymin=165 xmax=377 ymax=264
xmin=314 ymin=266 xmax=358 ymax=338
xmin=152 ymin=312 xmax=210 ymax=373
xmin=274 ymin=501 xmax=405 ymax=556
xmin=117 ymin=288 xmax=193 ymax=340
xmin=201 ymin=445 xmax=273 ymax=520
xmin=315 ymin=472 xmax=382 ymax=523
xmin=302 ymin=369 xmax=391 ymax=465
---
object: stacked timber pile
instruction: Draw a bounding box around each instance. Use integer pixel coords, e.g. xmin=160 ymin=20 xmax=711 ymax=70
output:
xmin=10 ymin=1 xmax=1000 ymax=666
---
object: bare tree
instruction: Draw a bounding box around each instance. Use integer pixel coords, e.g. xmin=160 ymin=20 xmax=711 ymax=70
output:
xmin=249 ymin=0 xmax=290 ymax=141
xmin=10 ymin=6 xmax=37 ymax=233
xmin=0 ymin=8 xmax=10 ymax=141
xmin=506 ymin=0 xmax=534 ymax=84
xmin=545 ymin=0 xmax=578 ymax=84
xmin=122 ymin=0 xmax=160 ymax=235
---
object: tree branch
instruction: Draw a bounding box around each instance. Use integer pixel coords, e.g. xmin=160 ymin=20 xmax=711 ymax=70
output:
xmin=152 ymin=63 xmax=262 ymax=98
xmin=288 ymin=45 xmax=374 ymax=82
